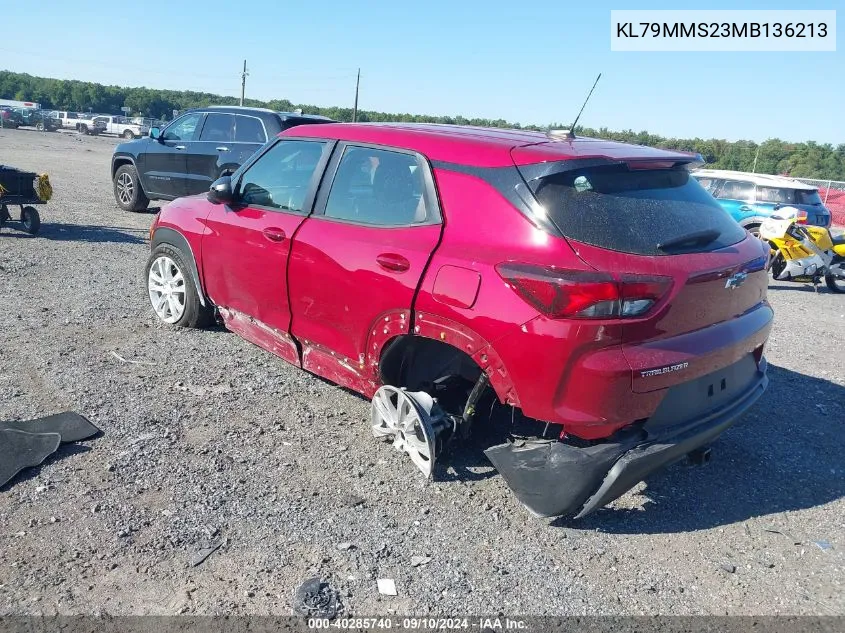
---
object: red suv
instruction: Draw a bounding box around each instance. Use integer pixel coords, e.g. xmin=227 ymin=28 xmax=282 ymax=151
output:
xmin=146 ymin=123 xmax=772 ymax=519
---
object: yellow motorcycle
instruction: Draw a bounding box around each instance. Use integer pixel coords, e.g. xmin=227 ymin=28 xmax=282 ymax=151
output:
xmin=759 ymin=206 xmax=845 ymax=293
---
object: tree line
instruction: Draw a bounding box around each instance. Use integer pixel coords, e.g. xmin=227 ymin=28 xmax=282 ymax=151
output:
xmin=3 ymin=69 xmax=844 ymax=181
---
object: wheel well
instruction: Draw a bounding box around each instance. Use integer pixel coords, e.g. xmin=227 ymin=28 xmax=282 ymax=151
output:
xmin=380 ymin=336 xmax=480 ymax=390
xmin=112 ymin=157 xmax=134 ymax=178
xmin=378 ymin=335 xmax=554 ymax=439
xmin=150 ymin=228 xmax=208 ymax=307
xmin=379 ymin=336 xmax=483 ymax=417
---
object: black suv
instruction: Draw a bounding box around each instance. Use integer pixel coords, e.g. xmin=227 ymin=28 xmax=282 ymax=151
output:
xmin=110 ymin=106 xmax=334 ymax=211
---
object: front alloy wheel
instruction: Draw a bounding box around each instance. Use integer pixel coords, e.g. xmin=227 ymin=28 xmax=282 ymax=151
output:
xmin=113 ymin=164 xmax=149 ymax=211
xmin=144 ymin=244 xmax=213 ymax=328
xmin=116 ymin=171 xmax=134 ymax=206
xmin=148 ymin=255 xmax=186 ymax=324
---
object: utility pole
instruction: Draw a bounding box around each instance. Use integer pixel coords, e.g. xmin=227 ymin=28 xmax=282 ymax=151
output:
xmin=240 ymin=60 xmax=248 ymax=106
xmin=353 ymin=68 xmax=360 ymax=122
xmin=752 ymin=146 xmax=760 ymax=173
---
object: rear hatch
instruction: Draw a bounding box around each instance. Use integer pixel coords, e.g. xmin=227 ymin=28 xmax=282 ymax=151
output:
xmin=513 ymin=151 xmax=770 ymax=393
xmin=757 ymin=185 xmax=831 ymax=227
xmin=792 ymin=189 xmax=831 ymax=227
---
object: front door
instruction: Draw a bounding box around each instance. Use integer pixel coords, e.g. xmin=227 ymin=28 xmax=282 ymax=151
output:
xmin=288 ymin=144 xmax=442 ymax=391
xmin=201 ymin=138 xmax=333 ymax=365
xmin=142 ymin=112 xmax=204 ymax=199
xmin=712 ymin=179 xmax=756 ymax=224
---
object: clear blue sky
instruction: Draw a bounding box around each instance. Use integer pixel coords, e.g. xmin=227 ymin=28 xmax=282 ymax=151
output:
xmin=0 ymin=0 xmax=841 ymax=143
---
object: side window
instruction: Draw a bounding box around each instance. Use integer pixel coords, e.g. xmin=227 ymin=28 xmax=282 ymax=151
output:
xmin=67 ymin=112 xmax=77 ymax=119
xmin=716 ymin=180 xmax=754 ymax=201
xmin=324 ymin=146 xmax=430 ymax=226
xmin=199 ymin=113 xmax=234 ymax=142
xmin=233 ymin=116 xmax=266 ymax=143
xmin=163 ymin=113 xmax=203 ymax=141
xmin=756 ymin=187 xmax=794 ymax=204
xmin=695 ymin=177 xmax=716 ymax=193
xmin=237 ymin=140 xmax=326 ymax=213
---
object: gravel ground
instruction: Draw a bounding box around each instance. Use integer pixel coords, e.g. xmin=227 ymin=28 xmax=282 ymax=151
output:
xmin=0 ymin=128 xmax=843 ymax=617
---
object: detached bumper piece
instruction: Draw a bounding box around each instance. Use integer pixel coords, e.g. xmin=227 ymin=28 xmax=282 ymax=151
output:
xmin=485 ymin=355 xmax=768 ymax=519
xmin=0 ymin=412 xmax=99 ymax=489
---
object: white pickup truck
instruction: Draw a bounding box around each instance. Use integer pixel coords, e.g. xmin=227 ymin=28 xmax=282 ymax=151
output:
xmin=51 ymin=111 xmax=106 ymax=135
xmin=93 ymin=115 xmax=149 ymax=139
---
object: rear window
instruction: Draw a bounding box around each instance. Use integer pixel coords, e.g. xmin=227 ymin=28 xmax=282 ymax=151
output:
xmin=715 ymin=180 xmax=754 ymax=201
xmin=234 ymin=115 xmax=266 ymax=143
xmin=795 ymin=189 xmax=823 ymax=205
xmin=529 ymin=165 xmax=747 ymax=256
xmin=280 ymin=116 xmax=330 ymax=131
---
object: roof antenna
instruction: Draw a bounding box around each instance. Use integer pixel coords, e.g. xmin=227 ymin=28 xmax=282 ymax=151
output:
xmin=550 ymin=73 xmax=601 ymax=140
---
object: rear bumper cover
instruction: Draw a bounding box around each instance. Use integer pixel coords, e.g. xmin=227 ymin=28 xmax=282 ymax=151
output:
xmin=485 ymin=356 xmax=768 ymax=519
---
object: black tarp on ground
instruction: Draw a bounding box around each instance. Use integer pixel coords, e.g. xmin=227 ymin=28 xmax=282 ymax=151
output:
xmin=0 ymin=412 xmax=100 ymax=443
xmin=0 ymin=412 xmax=100 ymax=488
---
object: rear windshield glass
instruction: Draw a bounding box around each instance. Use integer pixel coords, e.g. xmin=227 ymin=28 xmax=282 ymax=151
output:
xmin=795 ymin=189 xmax=823 ymax=205
xmin=528 ymin=165 xmax=747 ymax=256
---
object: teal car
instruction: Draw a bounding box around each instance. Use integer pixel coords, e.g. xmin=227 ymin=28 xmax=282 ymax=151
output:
xmin=693 ymin=169 xmax=831 ymax=236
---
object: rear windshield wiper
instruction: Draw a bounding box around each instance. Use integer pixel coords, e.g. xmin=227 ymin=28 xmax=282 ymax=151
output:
xmin=657 ymin=229 xmax=721 ymax=253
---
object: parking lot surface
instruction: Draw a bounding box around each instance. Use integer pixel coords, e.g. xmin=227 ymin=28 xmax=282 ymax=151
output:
xmin=0 ymin=128 xmax=843 ymax=616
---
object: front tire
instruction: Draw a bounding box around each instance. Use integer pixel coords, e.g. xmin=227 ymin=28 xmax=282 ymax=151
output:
xmin=123 ymin=129 xmax=136 ymax=140
xmin=113 ymin=164 xmax=150 ymax=212
xmin=145 ymin=244 xmax=213 ymax=328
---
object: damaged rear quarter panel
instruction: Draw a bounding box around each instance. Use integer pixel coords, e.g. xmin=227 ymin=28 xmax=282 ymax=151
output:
xmin=415 ymin=167 xmax=657 ymax=438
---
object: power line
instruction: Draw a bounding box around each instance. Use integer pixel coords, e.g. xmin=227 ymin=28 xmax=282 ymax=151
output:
xmin=0 ymin=47 xmax=355 ymax=88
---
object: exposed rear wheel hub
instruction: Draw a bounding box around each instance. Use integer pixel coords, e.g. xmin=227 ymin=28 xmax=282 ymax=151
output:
xmin=371 ymin=386 xmax=454 ymax=478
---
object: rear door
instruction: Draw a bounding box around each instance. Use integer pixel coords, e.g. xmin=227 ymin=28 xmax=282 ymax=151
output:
xmin=287 ymin=143 xmax=442 ymax=385
xmin=184 ymin=113 xmax=269 ymax=196
xmin=185 ymin=112 xmax=234 ymax=196
xmin=201 ymin=138 xmax=333 ymax=365
xmin=522 ymin=162 xmax=770 ymax=392
xmin=142 ymin=112 xmax=204 ymax=198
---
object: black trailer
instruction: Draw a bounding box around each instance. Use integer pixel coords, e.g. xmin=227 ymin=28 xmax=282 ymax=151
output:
xmin=0 ymin=166 xmax=50 ymax=235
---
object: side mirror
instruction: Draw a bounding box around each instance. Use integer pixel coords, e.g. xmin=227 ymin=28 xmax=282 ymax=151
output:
xmin=773 ymin=203 xmax=782 ymax=210
xmin=149 ymin=127 xmax=161 ymax=140
xmin=208 ymin=176 xmax=234 ymax=205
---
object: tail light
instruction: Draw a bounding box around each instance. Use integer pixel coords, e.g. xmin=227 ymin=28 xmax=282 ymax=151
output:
xmin=795 ymin=209 xmax=809 ymax=224
xmin=495 ymin=263 xmax=672 ymax=320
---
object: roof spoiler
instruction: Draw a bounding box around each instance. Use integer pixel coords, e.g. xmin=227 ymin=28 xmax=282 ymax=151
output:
xmin=517 ymin=153 xmax=705 ymax=188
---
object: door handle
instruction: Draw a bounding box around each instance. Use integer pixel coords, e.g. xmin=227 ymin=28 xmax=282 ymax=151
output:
xmin=739 ymin=205 xmax=752 ymax=211
xmin=215 ymin=146 xmax=229 ymax=152
xmin=262 ymin=227 xmax=286 ymax=242
xmin=174 ymin=145 xmax=186 ymax=150
xmin=376 ymin=253 xmax=410 ymax=273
